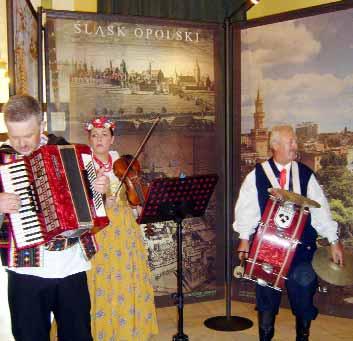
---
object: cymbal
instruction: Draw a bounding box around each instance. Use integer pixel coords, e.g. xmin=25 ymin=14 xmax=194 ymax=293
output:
xmin=268 ymin=188 xmax=321 ymax=208
xmin=312 ymin=247 xmax=353 ymax=286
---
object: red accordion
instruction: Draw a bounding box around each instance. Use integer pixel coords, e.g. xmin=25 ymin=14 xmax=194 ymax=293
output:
xmin=0 ymin=144 xmax=109 ymax=250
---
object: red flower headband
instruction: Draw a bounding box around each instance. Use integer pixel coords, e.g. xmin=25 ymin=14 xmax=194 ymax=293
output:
xmin=85 ymin=117 xmax=116 ymax=131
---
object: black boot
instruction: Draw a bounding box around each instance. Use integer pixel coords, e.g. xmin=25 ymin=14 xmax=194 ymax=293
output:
xmin=258 ymin=311 xmax=276 ymax=341
xmin=296 ymin=317 xmax=311 ymax=341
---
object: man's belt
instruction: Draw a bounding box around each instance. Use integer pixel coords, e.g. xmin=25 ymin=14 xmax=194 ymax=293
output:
xmin=45 ymin=236 xmax=79 ymax=251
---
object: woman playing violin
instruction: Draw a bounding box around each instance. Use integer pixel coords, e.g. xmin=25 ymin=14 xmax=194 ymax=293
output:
xmin=85 ymin=117 xmax=158 ymax=341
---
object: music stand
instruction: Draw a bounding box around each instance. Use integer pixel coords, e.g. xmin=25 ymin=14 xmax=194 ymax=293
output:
xmin=138 ymin=174 xmax=219 ymax=341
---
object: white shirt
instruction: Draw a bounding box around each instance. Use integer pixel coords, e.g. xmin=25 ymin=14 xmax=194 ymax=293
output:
xmin=233 ymin=161 xmax=338 ymax=243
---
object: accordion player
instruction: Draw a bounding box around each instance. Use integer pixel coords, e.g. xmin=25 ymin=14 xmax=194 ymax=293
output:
xmin=0 ymin=144 xmax=109 ymax=250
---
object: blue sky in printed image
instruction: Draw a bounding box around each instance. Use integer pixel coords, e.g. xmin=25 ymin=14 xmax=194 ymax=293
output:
xmin=241 ymin=7 xmax=353 ymax=133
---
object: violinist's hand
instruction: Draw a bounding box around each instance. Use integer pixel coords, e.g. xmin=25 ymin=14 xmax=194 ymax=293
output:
xmin=93 ymin=168 xmax=110 ymax=194
xmin=105 ymin=195 xmax=116 ymax=209
xmin=129 ymin=205 xmax=141 ymax=218
xmin=237 ymin=239 xmax=250 ymax=261
xmin=136 ymin=205 xmax=143 ymax=216
xmin=0 ymin=192 xmax=21 ymax=214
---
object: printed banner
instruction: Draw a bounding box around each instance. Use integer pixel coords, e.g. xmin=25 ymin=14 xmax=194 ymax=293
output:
xmin=45 ymin=11 xmax=224 ymax=305
xmin=233 ymin=5 xmax=353 ymax=318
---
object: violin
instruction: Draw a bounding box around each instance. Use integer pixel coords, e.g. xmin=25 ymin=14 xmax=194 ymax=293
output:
xmin=112 ymin=115 xmax=161 ymax=237
xmin=113 ymin=155 xmax=154 ymax=238
xmin=113 ymin=154 xmax=148 ymax=207
xmin=112 ymin=114 xmax=160 ymax=201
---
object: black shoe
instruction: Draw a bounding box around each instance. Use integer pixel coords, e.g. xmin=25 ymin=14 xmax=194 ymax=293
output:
xmin=258 ymin=311 xmax=276 ymax=341
xmin=296 ymin=317 xmax=311 ymax=341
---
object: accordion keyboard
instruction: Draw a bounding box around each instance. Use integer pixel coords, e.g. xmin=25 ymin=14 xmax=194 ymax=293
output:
xmin=0 ymin=160 xmax=45 ymax=248
xmin=81 ymin=154 xmax=105 ymax=217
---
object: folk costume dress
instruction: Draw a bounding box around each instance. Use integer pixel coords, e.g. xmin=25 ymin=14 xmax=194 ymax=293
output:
xmin=87 ymin=150 xmax=158 ymax=341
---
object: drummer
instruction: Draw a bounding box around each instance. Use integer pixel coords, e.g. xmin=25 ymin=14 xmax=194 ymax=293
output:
xmin=233 ymin=125 xmax=344 ymax=341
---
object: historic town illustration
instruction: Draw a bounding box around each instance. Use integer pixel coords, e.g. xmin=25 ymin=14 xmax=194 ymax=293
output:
xmin=236 ymin=5 xmax=353 ymax=316
xmin=47 ymin=19 xmax=220 ymax=299
xmin=237 ymin=89 xmax=353 ymax=313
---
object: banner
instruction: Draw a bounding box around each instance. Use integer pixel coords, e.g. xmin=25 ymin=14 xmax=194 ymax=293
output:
xmin=45 ymin=10 xmax=225 ymax=305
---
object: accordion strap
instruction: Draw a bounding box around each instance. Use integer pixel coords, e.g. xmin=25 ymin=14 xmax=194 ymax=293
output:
xmin=79 ymin=232 xmax=98 ymax=260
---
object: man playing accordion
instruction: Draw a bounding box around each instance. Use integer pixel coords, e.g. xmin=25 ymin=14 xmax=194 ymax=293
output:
xmin=0 ymin=94 xmax=109 ymax=341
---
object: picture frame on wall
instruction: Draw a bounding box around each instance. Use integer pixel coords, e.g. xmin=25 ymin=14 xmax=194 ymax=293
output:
xmin=6 ymin=0 xmax=40 ymax=99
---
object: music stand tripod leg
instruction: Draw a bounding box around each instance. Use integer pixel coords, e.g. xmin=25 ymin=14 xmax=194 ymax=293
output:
xmin=172 ymin=218 xmax=189 ymax=341
xmin=138 ymin=174 xmax=219 ymax=340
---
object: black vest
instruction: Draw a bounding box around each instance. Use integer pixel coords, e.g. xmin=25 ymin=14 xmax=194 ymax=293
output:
xmin=255 ymin=158 xmax=318 ymax=246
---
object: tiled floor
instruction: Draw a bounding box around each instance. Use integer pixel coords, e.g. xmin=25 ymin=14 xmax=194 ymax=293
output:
xmin=150 ymin=299 xmax=352 ymax=341
xmin=1 ymin=265 xmax=351 ymax=341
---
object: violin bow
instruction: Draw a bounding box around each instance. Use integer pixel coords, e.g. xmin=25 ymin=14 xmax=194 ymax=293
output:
xmin=113 ymin=114 xmax=161 ymax=198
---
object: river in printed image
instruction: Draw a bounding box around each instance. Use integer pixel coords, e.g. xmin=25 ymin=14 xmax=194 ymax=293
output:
xmin=69 ymin=85 xmax=215 ymax=117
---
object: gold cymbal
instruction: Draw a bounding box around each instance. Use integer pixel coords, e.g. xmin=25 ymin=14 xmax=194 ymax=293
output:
xmin=268 ymin=188 xmax=321 ymax=208
xmin=312 ymin=246 xmax=353 ymax=286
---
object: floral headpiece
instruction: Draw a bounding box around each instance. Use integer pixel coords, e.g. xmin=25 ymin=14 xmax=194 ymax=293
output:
xmin=85 ymin=117 xmax=116 ymax=131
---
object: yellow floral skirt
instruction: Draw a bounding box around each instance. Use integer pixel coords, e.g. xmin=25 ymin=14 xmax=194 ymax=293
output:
xmin=50 ymin=202 xmax=158 ymax=341
xmin=87 ymin=203 xmax=158 ymax=341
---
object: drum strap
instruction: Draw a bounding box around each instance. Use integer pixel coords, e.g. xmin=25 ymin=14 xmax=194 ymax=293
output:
xmin=261 ymin=161 xmax=301 ymax=194
xmin=291 ymin=161 xmax=301 ymax=194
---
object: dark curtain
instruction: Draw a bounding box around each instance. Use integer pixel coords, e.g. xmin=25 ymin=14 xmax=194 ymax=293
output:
xmin=98 ymin=0 xmax=247 ymax=22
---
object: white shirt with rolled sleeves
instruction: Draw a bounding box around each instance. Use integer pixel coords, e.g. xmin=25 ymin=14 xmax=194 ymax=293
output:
xmin=233 ymin=162 xmax=339 ymax=243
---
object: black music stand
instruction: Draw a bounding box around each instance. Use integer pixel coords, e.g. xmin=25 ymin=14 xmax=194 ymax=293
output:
xmin=138 ymin=174 xmax=219 ymax=341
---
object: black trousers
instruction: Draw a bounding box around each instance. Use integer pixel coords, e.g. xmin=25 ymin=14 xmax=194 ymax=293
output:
xmin=256 ymin=244 xmax=318 ymax=321
xmin=7 ymin=271 xmax=93 ymax=341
